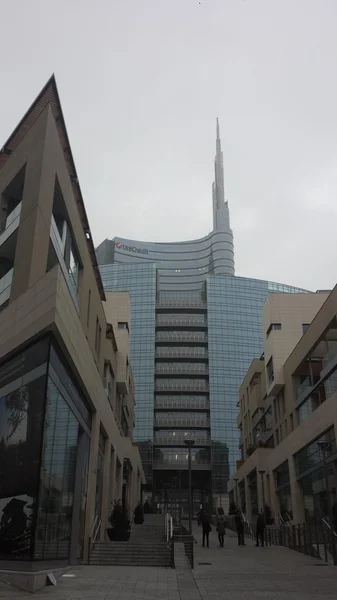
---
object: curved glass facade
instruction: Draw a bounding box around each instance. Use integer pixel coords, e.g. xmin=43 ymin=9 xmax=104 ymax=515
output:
xmin=207 ymin=275 xmax=309 ymax=497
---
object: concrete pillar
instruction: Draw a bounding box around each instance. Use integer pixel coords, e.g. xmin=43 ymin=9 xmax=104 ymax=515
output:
xmin=268 ymin=471 xmax=280 ymax=526
xmin=83 ymin=412 xmax=100 ymax=562
xmin=257 ymin=471 xmax=265 ymax=514
xmin=109 ymin=447 xmax=116 ymax=507
xmin=100 ymin=440 xmax=112 ymax=540
xmin=244 ymin=478 xmax=252 ymax=522
xmin=289 ymin=456 xmax=305 ymax=524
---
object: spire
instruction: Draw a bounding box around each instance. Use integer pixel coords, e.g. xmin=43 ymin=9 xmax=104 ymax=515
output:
xmin=212 ymin=118 xmax=229 ymax=231
xmin=216 ymin=117 xmax=221 ymax=154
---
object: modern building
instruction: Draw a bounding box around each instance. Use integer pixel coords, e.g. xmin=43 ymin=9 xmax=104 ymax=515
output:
xmin=229 ymin=289 xmax=337 ymax=530
xmin=97 ymin=123 xmax=309 ymax=513
xmin=0 ymin=77 xmax=144 ymax=589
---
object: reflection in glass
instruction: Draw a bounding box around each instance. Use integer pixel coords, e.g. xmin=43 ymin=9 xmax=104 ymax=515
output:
xmin=0 ymin=376 xmax=46 ymax=559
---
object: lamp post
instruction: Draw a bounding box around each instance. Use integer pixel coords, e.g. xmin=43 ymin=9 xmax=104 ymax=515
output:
xmin=185 ymin=439 xmax=195 ymax=534
xmin=234 ymin=478 xmax=239 ymax=510
xmin=317 ymin=440 xmax=332 ymax=528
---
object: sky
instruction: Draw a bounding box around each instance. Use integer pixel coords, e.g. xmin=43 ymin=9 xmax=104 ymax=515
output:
xmin=1 ymin=0 xmax=337 ymax=291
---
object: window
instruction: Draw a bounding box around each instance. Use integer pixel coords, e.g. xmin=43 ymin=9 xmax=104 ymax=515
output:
xmin=266 ymin=323 xmax=282 ymax=337
xmin=87 ymin=289 xmax=91 ymax=328
xmin=267 ymin=357 xmax=274 ymax=383
xmin=302 ymin=323 xmax=310 ymax=334
xmin=118 ymin=321 xmax=129 ymax=332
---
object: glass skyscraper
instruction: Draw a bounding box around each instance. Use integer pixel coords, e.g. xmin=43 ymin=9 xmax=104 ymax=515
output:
xmin=97 ymin=121 xmax=308 ymax=510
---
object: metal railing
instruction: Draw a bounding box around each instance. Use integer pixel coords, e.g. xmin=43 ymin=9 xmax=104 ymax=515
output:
xmin=156 ymin=332 xmax=208 ymax=343
xmin=156 ymin=349 xmax=208 ymax=358
xmin=228 ymin=518 xmax=337 ymax=565
xmin=155 ymin=398 xmax=209 ymax=410
xmin=156 ymin=317 xmax=207 ymax=327
xmin=155 ymin=436 xmax=211 ymax=446
xmin=157 ymin=299 xmax=206 ymax=309
xmin=155 ymin=382 xmax=209 ymax=392
xmin=155 ymin=417 xmax=210 ymax=427
xmin=156 ymin=365 xmax=208 ymax=374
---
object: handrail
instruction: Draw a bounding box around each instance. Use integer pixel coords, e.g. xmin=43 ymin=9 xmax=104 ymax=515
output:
xmin=165 ymin=512 xmax=173 ymax=544
xmin=92 ymin=517 xmax=102 ymax=546
xmin=88 ymin=514 xmax=102 ymax=561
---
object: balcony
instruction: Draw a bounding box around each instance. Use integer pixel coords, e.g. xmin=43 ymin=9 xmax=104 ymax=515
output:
xmin=155 ymin=364 xmax=208 ymax=375
xmin=0 ymin=202 xmax=22 ymax=248
xmin=155 ymin=417 xmax=210 ymax=428
xmin=156 ymin=331 xmax=207 ymax=344
xmin=153 ymin=460 xmax=211 ymax=470
xmin=156 ymin=348 xmax=208 ymax=359
xmin=0 ymin=268 xmax=13 ymax=307
xmin=155 ymin=397 xmax=209 ymax=410
xmin=156 ymin=316 xmax=207 ymax=329
xmin=295 ymin=377 xmax=313 ymax=407
xmin=157 ymin=299 xmax=206 ymax=310
xmin=256 ymin=429 xmax=273 ymax=445
xmin=154 ymin=436 xmax=211 ymax=446
xmin=155 ymin=381 xmax=209 ymax=393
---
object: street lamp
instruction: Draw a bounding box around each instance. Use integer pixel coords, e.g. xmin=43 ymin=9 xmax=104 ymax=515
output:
xmin=184 ymin=439 xmax=195 ymax=534
xmin=317 ymin=440 xmax=332 ymax=527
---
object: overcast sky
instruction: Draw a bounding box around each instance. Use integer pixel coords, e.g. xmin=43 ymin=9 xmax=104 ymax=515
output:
xmin=1 ymin=0 xmax=337 ymax=291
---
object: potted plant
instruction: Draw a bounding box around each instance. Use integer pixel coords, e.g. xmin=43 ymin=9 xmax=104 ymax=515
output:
xmin=134 ymin=503 xmax=144 ymax=524
xmin=107 ymin=501 xmax=131 ymax=541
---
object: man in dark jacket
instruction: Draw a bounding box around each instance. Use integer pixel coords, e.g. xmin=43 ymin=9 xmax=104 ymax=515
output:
xmin=201 ymin=513 xmax=211 ymax=548
xmin=234 ymin=510 xmax=245 ymax=546
xmin=255 ymin=512 xmax=265 ymax=547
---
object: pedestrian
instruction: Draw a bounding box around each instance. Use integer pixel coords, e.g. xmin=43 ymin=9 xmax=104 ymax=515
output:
xmin=216 ymin=515 xmax=226 ymax=547
xmin=201 ymin=512 xmax=211 ymax=548
xmin=255 ymin=511 xmax=265 ymax=547
xmin=234 ymin=510 xmax=245 ymax=546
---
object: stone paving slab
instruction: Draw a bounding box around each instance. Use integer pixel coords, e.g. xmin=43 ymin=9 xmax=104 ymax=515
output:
xmin=2 ymin=527 xmax=337 ymax=599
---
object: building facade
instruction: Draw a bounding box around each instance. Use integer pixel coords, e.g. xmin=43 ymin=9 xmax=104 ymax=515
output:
xmin=229 ymin=290 xmax=337 ymax=531
xmin=0 ymin=78 xmax=144 ymax=585
xmin=97 ymin=123 xmax=308 ymax=512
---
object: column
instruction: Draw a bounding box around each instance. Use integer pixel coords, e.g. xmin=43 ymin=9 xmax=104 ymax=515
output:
xmin=257 ymin=472 xmax=265 ymax=514
xmin=269 ymin=471 xmax=280 ymax=526
xmin=244 ymin=478 xmax=252 ymax=522
xmin=83 ymin=412 xmax=100 ymax=563
xmin=289 ymin=456 xmax=305 ymax=524
xmin=100 ymin=439 xmax=112 ymax=540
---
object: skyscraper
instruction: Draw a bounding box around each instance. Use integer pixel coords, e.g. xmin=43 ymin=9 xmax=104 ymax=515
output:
xmin=97 ymin=121 xmax=308 ymax=511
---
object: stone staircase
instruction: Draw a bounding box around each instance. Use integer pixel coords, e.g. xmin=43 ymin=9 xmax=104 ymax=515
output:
xmin=89 ymin=514 xmax=172 ymax=567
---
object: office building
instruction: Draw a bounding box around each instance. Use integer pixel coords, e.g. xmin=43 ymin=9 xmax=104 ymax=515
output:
xmin=97 ymin=123 xmax=308 ymax=513
xmin=229 ymin=289 xmax=337 ymax=529
xmin=0 ymin=77 xmax=144 ymax=590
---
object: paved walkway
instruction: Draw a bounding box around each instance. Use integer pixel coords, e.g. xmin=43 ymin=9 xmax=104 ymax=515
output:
xmin=2 ymin=529 xmax=337 ymax=598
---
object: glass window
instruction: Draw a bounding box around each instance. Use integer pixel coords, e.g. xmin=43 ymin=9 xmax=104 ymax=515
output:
xmin=34 ymin=378 xmax=80 ymax=559
xmin=0 ymin=375 xmax=46 ymax=560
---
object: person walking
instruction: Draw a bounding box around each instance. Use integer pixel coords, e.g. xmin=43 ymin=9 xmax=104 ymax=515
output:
xmin=216 ymin=515 xmax=226 ymax=547
xmin=255 ymin=511 xmax=265 ymax=547
xmin=234 ymin=510 xmax=245 ymax=546
xmin=201 ymin=512 xmax=211 ymax=548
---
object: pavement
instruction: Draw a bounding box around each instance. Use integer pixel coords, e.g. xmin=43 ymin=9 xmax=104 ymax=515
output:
xmin=2 ymin=527 xmax=337 ymax=599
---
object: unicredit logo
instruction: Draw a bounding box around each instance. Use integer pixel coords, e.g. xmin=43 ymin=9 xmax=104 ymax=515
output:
xmin=115 ymin=241 xmax=148 ymax=255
